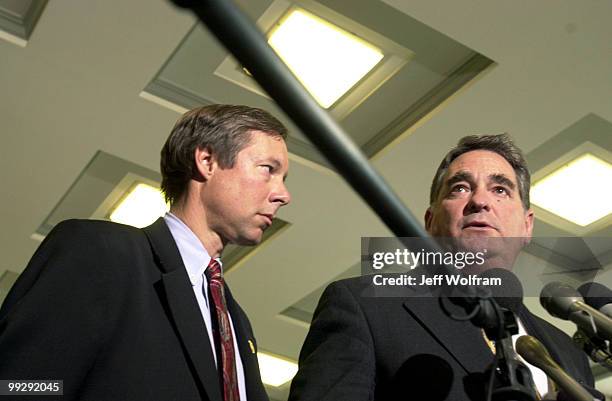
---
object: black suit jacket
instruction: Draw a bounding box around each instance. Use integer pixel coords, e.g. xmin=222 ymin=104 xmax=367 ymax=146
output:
xmin=0 ymin=218 xmax=268 ymax=401
xmin=288 ymin=276 xmax=595 ymax=401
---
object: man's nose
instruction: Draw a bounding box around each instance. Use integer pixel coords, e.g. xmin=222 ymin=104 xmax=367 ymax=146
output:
xmin=270 ymin=182 xmax=291 ymax=206
xmin=465 ymin=187 xmax=490 ymax=214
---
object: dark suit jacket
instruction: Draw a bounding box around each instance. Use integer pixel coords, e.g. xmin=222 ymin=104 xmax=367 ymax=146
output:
xmin=288 ymin=276 xmax=595 ymax=401
xmin=0 ymin=218 xmax=268 ymax=401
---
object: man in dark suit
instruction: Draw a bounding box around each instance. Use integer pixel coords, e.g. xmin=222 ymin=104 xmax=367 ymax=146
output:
xmin=288 ymin=134 xmax=596 ymax=401
xmin=0 ymin=105 xmax=291 ymax=401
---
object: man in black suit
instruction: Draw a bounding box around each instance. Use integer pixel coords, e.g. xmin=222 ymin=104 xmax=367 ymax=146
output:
xmin=0 ymin=105 xmax=291 ymax=401
xmin=288 ymin=134 xmax=596 ymax=401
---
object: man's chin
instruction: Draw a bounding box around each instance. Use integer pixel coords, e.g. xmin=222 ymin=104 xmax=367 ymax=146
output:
xmin=233 ymin=230 xmax=264 ymax=246
xmin=450 ymin=235 xmax=495 ymax=255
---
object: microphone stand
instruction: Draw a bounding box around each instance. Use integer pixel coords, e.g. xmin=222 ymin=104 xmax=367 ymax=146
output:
xmin=168 ymin=1 xmax=536 ymax=400
xmin=442 ymin=290 xmax=537 ymax=401
xmin=484 ymin=306 xmax=537 ymax=401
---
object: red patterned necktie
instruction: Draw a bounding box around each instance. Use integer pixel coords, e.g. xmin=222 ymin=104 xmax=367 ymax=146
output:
xmin=206 ymin=259 xmax=240 ymax=401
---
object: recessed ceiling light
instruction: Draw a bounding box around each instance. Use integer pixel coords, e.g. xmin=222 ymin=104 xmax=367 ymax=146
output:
xmin=268 ymin=9 xmax=384 ymax=108
xmin=257 ymin=351 xmax=298 ymax=387
xmin=109 ymin=183 xmax=169 ymax=228
xmin=531 ymin=153 xmax=612 ymax=226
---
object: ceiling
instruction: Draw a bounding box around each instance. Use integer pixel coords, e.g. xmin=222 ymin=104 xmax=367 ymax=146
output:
xmin=1 ymin=0 xmax=611 ymax=398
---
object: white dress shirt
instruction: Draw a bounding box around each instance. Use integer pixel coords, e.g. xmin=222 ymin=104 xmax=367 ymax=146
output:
xmin=513 ymin=318 xmax=550 ymax=397
xmin=164 ymin=212 xmax=247 ymax=401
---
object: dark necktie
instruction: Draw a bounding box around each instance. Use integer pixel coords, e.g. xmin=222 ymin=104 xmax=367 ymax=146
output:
xmin=206 ymin=259 xmax=240 ymax=401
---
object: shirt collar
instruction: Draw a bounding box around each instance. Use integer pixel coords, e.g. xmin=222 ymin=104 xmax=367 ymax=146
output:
xmin=163 ymin=212 xmax=221 ymax=286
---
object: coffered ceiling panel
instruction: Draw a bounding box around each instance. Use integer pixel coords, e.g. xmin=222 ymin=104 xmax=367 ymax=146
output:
xmin=527 ymin=113 xmax=612 ymax=237
xmin=0 ymin=0 xmax=47 ymax=46
xmin=143 ymin=0 xmax=493 ymax=168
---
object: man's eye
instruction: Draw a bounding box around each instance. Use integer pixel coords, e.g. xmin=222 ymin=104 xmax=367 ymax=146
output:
xmin=261 ymin=165 xmax=273 ymax=173
xmin=451 ymin=185 xmax=469 ymax=193
xmin=494 ymin=186 xmax=508 ymax=195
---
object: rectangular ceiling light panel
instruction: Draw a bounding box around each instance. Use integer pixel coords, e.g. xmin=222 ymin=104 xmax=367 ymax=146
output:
xmin=257 ymin=351 xmax=298 ymax=387
xmin=531 ymin=153 xmax=612 ymax=226
xmin=268 ymin=9 xmax=384 ymax=108
xmin=109 ymin=183 xmax=169 ymax=228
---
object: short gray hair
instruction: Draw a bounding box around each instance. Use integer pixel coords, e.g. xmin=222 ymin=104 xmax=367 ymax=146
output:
xmin=429 ymin=133 xmax=531 ymax=209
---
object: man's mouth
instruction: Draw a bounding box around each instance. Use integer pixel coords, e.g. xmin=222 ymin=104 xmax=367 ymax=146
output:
xmin=463 ymin=221 xmax=494 ymax=230
xmin=259 ymin=213 xmax=274 ymax=226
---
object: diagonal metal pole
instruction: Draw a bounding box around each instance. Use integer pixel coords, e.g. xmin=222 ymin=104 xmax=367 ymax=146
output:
xmin=169 ymin=0 xmax=441 ymax=252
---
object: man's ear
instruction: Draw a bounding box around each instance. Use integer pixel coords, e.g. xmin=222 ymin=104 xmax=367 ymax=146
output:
xmin=424 ymin=207 xmax=433 ymax=233
xmin=194 ymin=146 xmax=217 ymax=181
xmin=523 ymin=208 xmax=535 ymax=245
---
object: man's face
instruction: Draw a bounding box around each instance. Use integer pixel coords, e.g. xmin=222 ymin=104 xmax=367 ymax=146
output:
xmin=425 ymin=150 xmax=533 ymax=243
xmin=203 ymin=131 xmax=291 ymax=246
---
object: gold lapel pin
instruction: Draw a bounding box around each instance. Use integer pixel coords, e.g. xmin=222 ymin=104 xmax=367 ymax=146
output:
xmin=248 ymin=340 xmax=256 ymax=354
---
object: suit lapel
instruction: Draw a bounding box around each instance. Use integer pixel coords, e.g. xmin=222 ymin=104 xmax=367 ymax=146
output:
xmin=404 ymin=295 xmax=494 ymax=374
xmin=225 ymin=287 xmax=268 ymax=401
xmin=143 ymin=218 xmax=223 ymax=401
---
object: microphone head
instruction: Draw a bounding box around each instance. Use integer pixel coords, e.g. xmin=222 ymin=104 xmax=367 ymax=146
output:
xmin=479 ymin=268 xmax=523 ymax=313
xmin=577 ymin=282 xmax=612 ymax=310
xmin=387 ymin=354 xmax=454 ymax=401
xmin=540 ymin=282 xmax=582 ymax=319
xmin=516 ymin=335 xmax=556 ymax=370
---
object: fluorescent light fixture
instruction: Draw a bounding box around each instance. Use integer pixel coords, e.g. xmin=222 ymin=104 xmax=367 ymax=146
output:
xmin=109 ymin=183 xmax=169 ymax=228
xmin=531 ymin=153 xmax=612 ymax=226
xmin=257 ymin=351 xmax=298 ymax=387
xmin=268 ymin=9 xmax=384 ymax=108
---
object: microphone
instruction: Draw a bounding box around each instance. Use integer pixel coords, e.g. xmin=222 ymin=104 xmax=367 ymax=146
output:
xmin=515 ymin=335 xmax=593 ymax=401
xmin=387 ymin=354 xmax=454 ymax=401
xmin=578 ymin=282 xmax=612 ymax=318
xmin=540 ymin=282 xmax=612 ymax=341
xmin=445 ymin=269 xmax=524 ymax=333
xmin=572 ymin=330 xmax=612 ymax=370
xmin=479 ymin=268 xmax=523 ymax=313
xmin=448 ymin=268 xmax=523 ymax=311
